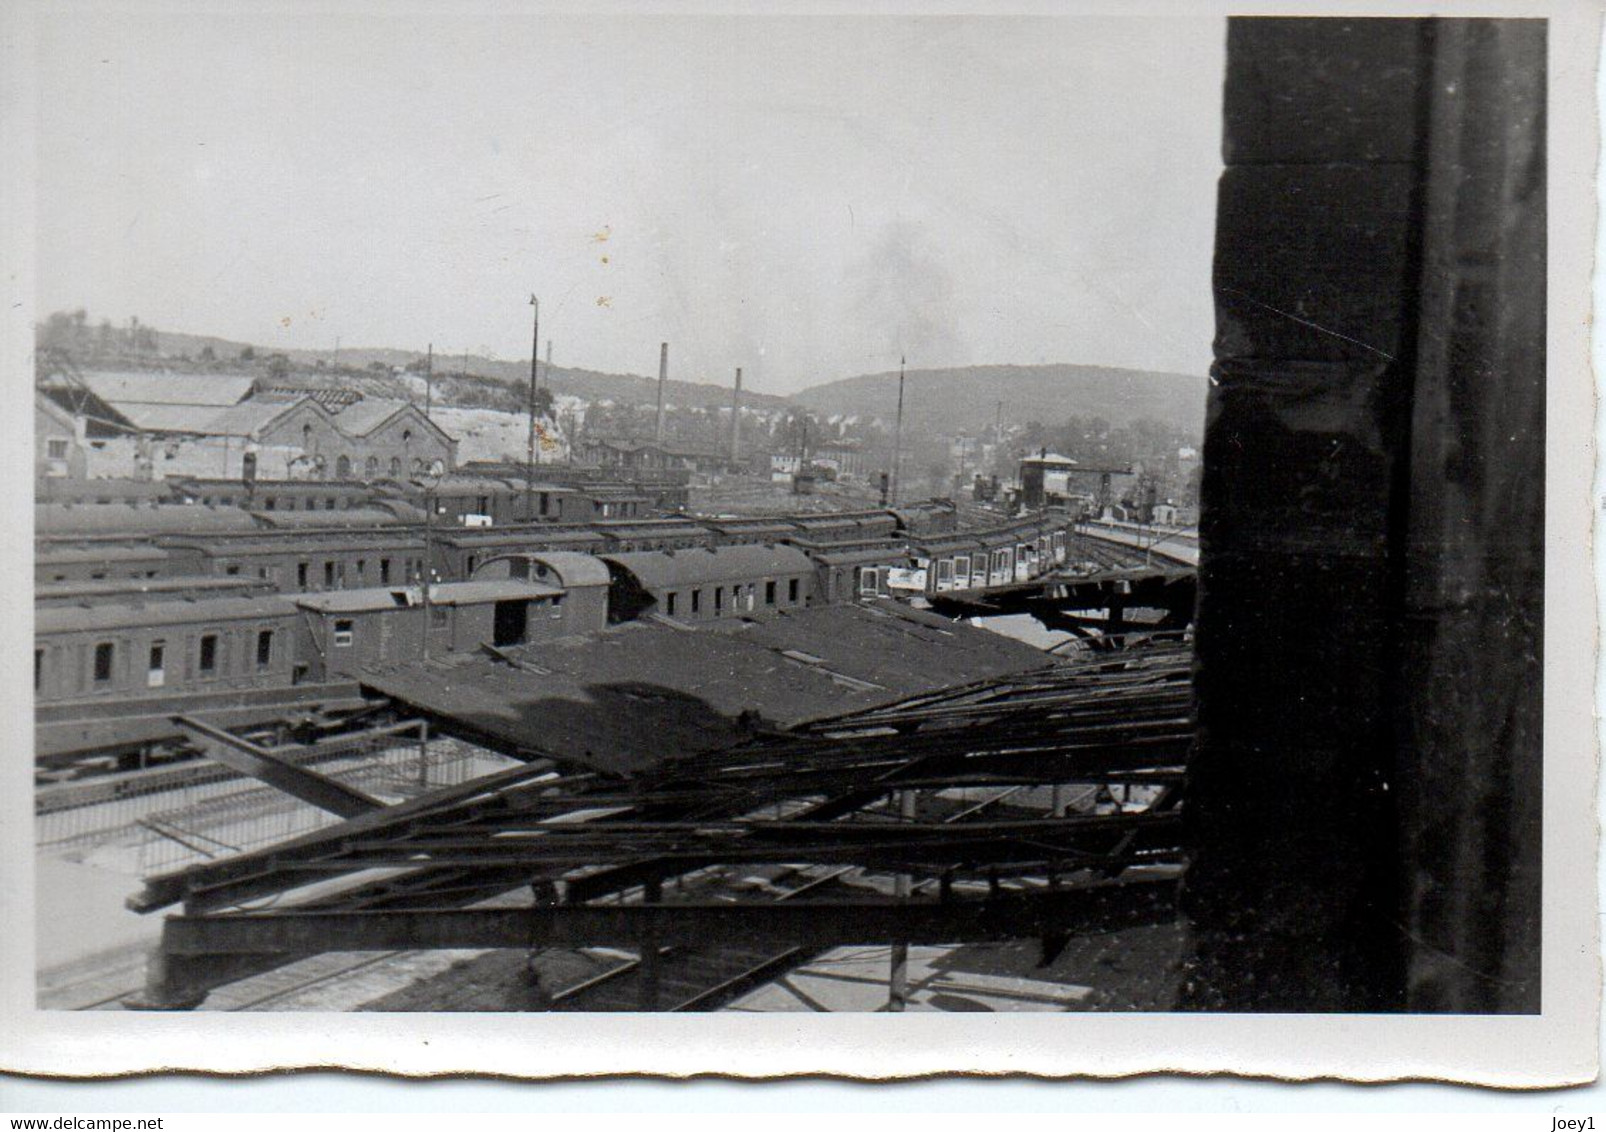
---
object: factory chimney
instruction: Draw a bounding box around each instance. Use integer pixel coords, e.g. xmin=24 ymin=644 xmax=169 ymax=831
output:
xmin=729 ymin=367 xmax=743 ymax=465
xmin=654 ymin=342 xmax=669 ymax=443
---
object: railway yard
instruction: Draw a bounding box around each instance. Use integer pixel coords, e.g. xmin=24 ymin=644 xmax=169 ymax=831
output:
xmin=33 ymin=468 xmax=1198 ymax=1013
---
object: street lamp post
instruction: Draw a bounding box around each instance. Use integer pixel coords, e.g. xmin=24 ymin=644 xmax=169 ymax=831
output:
xmin=419 ymin=460 xmax=445 ymax=660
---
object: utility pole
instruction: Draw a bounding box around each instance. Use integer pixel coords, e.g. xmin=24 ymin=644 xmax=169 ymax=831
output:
xmin=890 ymin=356 xmax=906 ymax=506
xmin=424 ymin=343 xmax=433 ymax=421
xmin=526 ymin=295 xmax=540 ymax=523
xmin=535 ymin=339 xmax=553 ymax=466
xmin=729 ymin=367 xmax=743 ymax=466
xmin=420 ymin=472 xmax=437 ymax=659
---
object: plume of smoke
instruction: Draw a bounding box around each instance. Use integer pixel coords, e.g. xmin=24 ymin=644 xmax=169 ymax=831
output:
xmin=847 ymin=220 xmax=966 ymax=371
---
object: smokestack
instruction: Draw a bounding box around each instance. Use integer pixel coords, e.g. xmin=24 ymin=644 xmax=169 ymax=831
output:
xmin=890 ymin=356 xmax=906 ymax=506
xmin=654 ymin=342 xmax=669 ymax=443
xmin=730 ymin=367 xmax=743 ymax=464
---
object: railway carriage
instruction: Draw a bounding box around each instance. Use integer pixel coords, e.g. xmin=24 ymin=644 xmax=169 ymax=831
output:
xmin=35 ymin=595 xmax=302 ymax=704
xmin=601 ymin=544 xmax=815 ymax=624
xmin=432 ymin=525 xmax=611 ymax=580
xmin=34 ymin=541 xmax=207 ymax=585
xmin=160 ymin=529 xmax=427 ymax=592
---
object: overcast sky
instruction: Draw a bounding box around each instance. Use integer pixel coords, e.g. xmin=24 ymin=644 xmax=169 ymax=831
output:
xmin=35 ymin=12 xmax=1225 ymax=395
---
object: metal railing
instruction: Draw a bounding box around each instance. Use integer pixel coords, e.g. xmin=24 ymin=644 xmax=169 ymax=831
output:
xmin=37 ymin=738 xmax=518 ymax=876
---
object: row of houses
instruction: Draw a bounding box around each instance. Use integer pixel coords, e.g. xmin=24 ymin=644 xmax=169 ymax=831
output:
xmin=574 ymin=436 xmax=878 ymax=482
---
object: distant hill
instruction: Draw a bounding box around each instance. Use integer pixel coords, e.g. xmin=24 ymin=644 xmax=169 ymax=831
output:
xmin=75 ymin=324 xmax=795 ymax=415
xmin=793 ymin=364 xmax=1208 ymax=436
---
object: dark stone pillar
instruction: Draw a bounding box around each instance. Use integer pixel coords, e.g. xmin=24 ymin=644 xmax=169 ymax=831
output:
xmin=1185 ymin=18 xmax=1544 ymax=1012
xmin=1395 ymin=20 xmax=1545 ymax=1013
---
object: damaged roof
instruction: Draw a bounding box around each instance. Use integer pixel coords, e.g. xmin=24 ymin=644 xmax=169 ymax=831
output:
xmin=358 ymin=602 xmax=1054 ymax=774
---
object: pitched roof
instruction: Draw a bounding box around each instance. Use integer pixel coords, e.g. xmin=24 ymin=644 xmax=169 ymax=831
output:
xmin=202 ymin=397 xmax=327 ymax=437
xmin=78 ymin=371 xmax=256 ymax=408
xmin=36 ymin=382 xmax=140 ymax=433
xmin=254 ymin=386 xmax=365 ymax=409
xmin=333 ymin=398 xmax=456 ymax=441
xmin=36 ymin=390 xmax=77 ymax=430
xmin=113 ymin=404 xmax=246 ymax=433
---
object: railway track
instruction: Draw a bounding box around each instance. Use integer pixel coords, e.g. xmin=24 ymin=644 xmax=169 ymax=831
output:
xmin=359 ymin=787 xmax=1046 ymax=1013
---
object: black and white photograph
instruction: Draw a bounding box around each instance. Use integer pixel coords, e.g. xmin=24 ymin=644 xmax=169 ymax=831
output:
xmin=0 ymin=0 xmax=1597 ymax=1087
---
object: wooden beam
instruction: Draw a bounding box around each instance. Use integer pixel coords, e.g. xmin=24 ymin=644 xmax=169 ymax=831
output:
xmin=171 ymin=716 xmax=382 ymax=819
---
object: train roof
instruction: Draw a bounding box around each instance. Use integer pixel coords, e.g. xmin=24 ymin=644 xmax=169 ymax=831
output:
xmin=292 ymin=579 xmax=563 ymax=613
xmin=369 ymin=500 xmax=429 ymax=523
xmin=434 ymin=526 xmax=603 ymax=548
xmin=593 ymin=522 xmax=711 ymax=540
xmin=582 ymin=489 xmax=654 ymax=502
xmin=692 ymin=518 xmax=802 ymax=535
xmin=35 ymin=576 xmax=272 ymax=603
xmin=249 ymin=508 xmax=410 ymax=529
xmin=808 ymin=544 xmax=911 ymax=567
xmin=910 ymin=519 xmax=1065 ymax=551
xmin=511 ymin=551 xmax=613 ymax=588
xmin=172 ymin=476 xmax=372 ymax=490
xmin=35 ymin=594 xmax=297 ymax=634
xmin=163 ymin=533 xmax=424 ymax=555
xmin=35 ymin=478 xmax=179 ymax=503
xmin=35 ymin=503 xmax=263 ymax=536
xmin=601 ymin=544 xmax=814 ymax=589
xmin=372 ymin=475 xmax=533 ymax=495
xmin=36 ymin=544 xmax=173 ymax=564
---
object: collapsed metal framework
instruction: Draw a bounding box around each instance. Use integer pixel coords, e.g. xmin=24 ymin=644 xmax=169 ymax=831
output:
xmin=131 ymin=640 xmax=1193 ymax=1010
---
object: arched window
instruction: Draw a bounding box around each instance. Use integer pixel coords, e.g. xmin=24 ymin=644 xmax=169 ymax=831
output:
xmin=335 ymin=455 xmax=351 ymax=478
xmin=302 ymin=423 xmax=313 ymax=449
xmin=389 ymin=456 xmax=401 ymax=476
xmin=402 ymin=429 xmax=412 ymax=444
xmin=364 ymin=456 xmax=378 ymax=478
xmin=411 ymin=457 xmax=425 ymax=475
